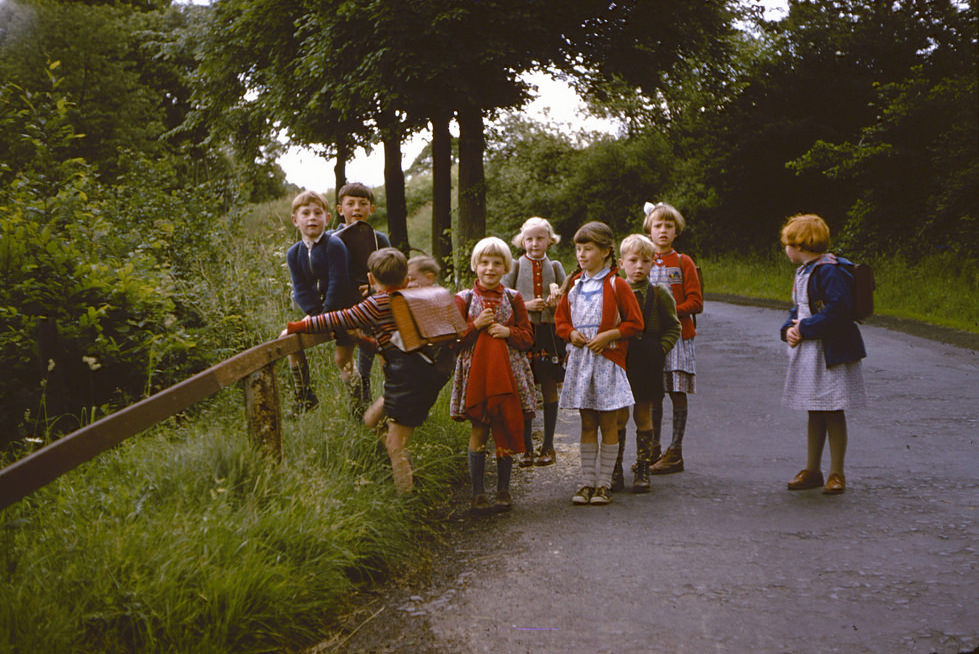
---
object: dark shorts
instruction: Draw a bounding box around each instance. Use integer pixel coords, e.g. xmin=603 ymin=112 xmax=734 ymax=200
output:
xmin=333 ymin=327 xmax=354 ymax=347
xmin=383 ymin=348 xmax=452 ymax=427
xmin=626 ymin=338 xmax=666 ymax=402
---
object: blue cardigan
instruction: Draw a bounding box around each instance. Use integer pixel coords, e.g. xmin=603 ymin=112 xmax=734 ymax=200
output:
xmin=780 ymin=256 xmax=867 ymax=368
xmin=286 ymin=234 xmax=351 ymax=316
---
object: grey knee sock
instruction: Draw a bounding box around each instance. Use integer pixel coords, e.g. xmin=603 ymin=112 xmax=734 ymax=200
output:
xmin=579 ymin=442 xmax=599 ymax=487
xmin=599 ymin=442 xmax=619 ymax=489
xmin=670 ymin=406 xmax=688 ymax=449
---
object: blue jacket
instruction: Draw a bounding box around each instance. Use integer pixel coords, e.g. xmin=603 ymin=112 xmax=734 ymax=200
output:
xmin=286 ymin=234 xmax=351 ymax=316
xmin=780 ymin=255 xmax=867 ymax=368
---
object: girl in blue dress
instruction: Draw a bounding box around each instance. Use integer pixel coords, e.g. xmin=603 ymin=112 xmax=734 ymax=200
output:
xmin=555 ymin=222 xmax=643 ymax=506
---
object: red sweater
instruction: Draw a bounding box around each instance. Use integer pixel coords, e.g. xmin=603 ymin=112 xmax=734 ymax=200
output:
xmin=554 ymin=269 xmax=644 ymax=370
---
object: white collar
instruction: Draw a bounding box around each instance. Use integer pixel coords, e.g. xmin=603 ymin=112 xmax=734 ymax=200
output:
xmin=302 ymin=233 xmax=324 ymax=249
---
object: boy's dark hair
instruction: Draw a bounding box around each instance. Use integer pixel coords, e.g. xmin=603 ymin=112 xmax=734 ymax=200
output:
xmin=408 ymin=254 xmax=441 ymax=276
xmin=337 ymin=182 xmax=374 ymax=204
xmin=368 ymin=247 xmax=407 ymax=287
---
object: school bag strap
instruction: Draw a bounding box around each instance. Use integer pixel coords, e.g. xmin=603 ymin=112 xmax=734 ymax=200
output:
xmin=812 ymin=253 xmax=875 ymax=321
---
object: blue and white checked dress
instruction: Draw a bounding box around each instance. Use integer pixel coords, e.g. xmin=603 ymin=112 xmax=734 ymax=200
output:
xmin=558 ymin=269 xmax=635 ymax=411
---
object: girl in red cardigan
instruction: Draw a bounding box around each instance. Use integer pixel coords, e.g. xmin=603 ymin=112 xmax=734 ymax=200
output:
xmin=555 ymin=222 xmax=643 ymax=506
xmin=644 ymin=202 xmax=703 ymax=474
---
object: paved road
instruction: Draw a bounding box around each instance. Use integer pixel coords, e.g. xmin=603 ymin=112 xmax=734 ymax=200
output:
xmin=341 ymin=302 xmax=979 ymax=654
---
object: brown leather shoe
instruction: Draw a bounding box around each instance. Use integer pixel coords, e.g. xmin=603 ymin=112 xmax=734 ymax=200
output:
xmin=494 ymin=490 xmax=513 ymax=510
xmin=823 ymin=472 xmax=846 ymax=494
xmin=519 ymin=451 xmax=535 ymax=467
xmin=650 ymin=447 xmax=683 ymax=475
xmin=787 ymin=469 xmax=824 ymax=490
xmin=471 ymin=493 xmax=492 ymax=513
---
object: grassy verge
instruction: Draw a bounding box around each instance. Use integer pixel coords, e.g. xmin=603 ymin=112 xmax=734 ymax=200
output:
xmin=0 ymin=196 xmax=470 ymax=654
xmin=699 ymin=251 xmax=979 ymax=334
xmin=0 ymin=355 xmax=467 ymax=654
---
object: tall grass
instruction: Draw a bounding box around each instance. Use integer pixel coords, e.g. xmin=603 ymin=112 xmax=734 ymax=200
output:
xmin=0 ymin=355 xmax=468 ymax=654
xmin=0 ymin=197 xmax=469 ymax=654
xmin=700 ymin=250 xmax=979 ymax=334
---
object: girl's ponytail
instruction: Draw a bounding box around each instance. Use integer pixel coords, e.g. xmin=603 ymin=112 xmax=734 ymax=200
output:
xmin=558 ymin=264 xmax=582 ymax=296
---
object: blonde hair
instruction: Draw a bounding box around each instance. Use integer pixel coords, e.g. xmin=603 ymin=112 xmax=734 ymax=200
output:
xmin=511 ymin=216 xmax=560 ymax=249
xmin=619 ymin=234 xmax=656 ymax=259
xmin=470 ymin=236 xmax=513 ymax=273
xmin=291 ymin=190 xmax=330 ymax=213
xmin=780 ymin=214 xmax=830 ymax=253
xmin=643 ymin=202 xmax=686 ymax=235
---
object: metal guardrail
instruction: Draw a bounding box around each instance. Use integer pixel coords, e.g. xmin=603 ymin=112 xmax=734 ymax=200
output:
xmin=0 ymin=332 xmax=330 ymax=511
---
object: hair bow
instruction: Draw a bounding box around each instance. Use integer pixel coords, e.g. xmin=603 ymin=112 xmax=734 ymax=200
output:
xmin=643 ymin=201 xmax=663 ymax=216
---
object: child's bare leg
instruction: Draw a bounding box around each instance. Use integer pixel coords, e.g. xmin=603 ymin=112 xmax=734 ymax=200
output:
xmin=632 ymin=401 xmax=653 ymax=432
xmin=363 ymin=395 xmax=385 ymax=428
xmin=334 ymin=343 xmax=357 ymax=383
xmin=385 ymin=421 xmax=415 ymax=494
xmin=468 ymin=422 xmax=492 ymax=509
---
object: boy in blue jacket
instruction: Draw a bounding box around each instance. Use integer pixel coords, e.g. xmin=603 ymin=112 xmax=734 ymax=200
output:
xmin=281 ymin=190 xmax=350 ymax=411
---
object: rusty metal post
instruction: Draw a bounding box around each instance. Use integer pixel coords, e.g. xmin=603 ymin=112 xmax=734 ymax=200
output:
xmin=244 ymin=362 xmax=282 ymax=460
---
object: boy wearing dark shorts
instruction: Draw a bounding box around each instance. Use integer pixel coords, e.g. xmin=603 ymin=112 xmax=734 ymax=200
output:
xmin=616 ymin=234 xmax=681 ymax=492
xmin=286 ymin=247 xmax=450 ymax=493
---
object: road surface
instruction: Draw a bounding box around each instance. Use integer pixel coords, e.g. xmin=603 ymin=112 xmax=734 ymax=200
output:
xmin=335 ymin=301 xmax=978 ymax=654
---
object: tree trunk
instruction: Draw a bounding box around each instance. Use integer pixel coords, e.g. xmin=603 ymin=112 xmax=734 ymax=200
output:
xmin=334 ymin=136 xmax=348 ymax=206
xmin=457 ymin=104 xmax=486 ymax=257
xmin=382 ymin=112 xmax=409 ymax=253
xmin=431 ymin=111 xmax=453 ymax=280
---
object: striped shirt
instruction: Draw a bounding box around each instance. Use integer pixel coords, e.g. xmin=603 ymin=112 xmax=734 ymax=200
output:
xmin=302 ymin=291 xmax=398 ymax=350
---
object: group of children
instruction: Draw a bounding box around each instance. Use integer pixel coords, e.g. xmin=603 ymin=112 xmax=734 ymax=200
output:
xmin=281 ymin=187 xmax=866 ymax=507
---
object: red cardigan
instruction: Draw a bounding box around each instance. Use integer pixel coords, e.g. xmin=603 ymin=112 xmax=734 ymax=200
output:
xmin=655 ymin=250 xmax=702 ymax=340
xmin=554 ymin=269 xmax=644 ymax=370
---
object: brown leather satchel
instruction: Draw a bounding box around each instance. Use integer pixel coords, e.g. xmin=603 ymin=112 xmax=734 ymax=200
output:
xmin=389 ymin=286 xmax=467 ymax=351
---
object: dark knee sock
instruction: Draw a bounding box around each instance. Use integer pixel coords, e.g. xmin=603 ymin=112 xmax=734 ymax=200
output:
xmin=468 ymin=450 xmax=486 ymax=496
xmin=542 ymin=401 xmax=558 ymax=452
xmin=670 ymin=406 xmax=688 ymax=449
xmin=522 ymin=417 xmax=534 ymax=454
xmin=496 ymin=455 xmax=513 ymax=492
xmin=652 ymin=401 xmax=664 ymax=448
xmin=615 ymin=427 xmax=626 ymax=467
xmin=636 ymin=429 xmax=654 ymax=463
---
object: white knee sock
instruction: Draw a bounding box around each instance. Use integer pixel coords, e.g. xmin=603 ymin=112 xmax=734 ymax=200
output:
xmin=579 ymin=442 xmax=599 ymax=487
